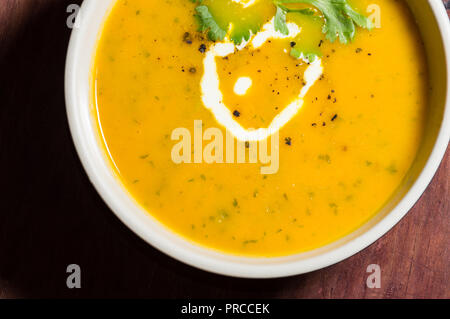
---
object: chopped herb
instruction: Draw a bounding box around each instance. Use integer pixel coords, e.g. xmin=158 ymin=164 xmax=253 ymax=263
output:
xmin=386 ymin=163 xmax=398 ymax=174
xmin=318 ymin=154 xmax=331 ymax=163
xmin=329 ymin=202 xmax=338 ymax=214
xmin=218 ymin=209 xmax=229 ymax=220
xmin=233 ymin=110 xmax=240 ymax=117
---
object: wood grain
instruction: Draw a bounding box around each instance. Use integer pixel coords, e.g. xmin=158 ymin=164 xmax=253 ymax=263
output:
xmin=0 ymin=0 xmax=448 ymax=299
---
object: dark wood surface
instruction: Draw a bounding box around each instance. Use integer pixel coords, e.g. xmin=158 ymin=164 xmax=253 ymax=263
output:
xmin=0 ymin=0 xmax=448 ymax=299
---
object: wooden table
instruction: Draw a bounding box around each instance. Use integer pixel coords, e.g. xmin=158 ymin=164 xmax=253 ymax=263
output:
xmin=0 ymin=0 xmax=448 ymax=299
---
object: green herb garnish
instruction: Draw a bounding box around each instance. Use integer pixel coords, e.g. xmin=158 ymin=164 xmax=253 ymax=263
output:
xmin=194 ymin=1 xmax=264 ymax=45
xmin=290 ymin=47 xmax=318 ymax=63
xmin=274 ymin=0 xmax=373 ymax=43
xmin=192 ymin=0 xmax=372 ymax=59
xmin=195 ymin=5 xmax=227 ymax=42
xmin=274 ymin=6 xmax=290 ymax=35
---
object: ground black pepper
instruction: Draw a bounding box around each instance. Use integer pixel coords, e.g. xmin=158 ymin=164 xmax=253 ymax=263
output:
xmin=285 ymin=137 xmax=292 ymax=146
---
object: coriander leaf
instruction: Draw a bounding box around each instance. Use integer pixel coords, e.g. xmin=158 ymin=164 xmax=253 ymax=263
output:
xmin=274 ymin=6 xmax=289 ymax=35
xmin=343 ymin=3 xmax=372 ymax=28
xmin=290 ymin=47 xmax=319 ymax=63
xmin=231 ymin=21 xmax=260 ymax=45
xmin=274 ymin=5 xmax=315 ymax=35
xmin=274 ymin=0 xmax=373 ymax=44
xmin=192 ymin=1 xmax=270 ymax=45
xmin=195 ymin=5 xmax=227 ymax=42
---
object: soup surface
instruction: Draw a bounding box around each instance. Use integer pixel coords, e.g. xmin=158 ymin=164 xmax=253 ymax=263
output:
xmin=94 ymin=0 xmax=428 ymax=256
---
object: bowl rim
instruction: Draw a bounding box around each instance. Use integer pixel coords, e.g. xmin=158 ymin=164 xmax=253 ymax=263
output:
xmin=65 ymin=0 xmax=450 ymax=278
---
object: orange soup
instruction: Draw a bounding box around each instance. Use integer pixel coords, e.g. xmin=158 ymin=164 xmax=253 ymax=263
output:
xmin=93 ymin=0 xmax=428 ymax=256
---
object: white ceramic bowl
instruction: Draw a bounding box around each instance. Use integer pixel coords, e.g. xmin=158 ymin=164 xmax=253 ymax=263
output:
xmin=65 ymin=0 xmax=450 ymax=278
